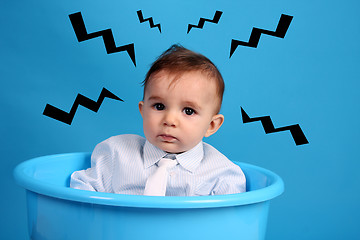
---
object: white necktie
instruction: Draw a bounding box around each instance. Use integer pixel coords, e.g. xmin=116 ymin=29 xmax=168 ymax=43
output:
xmin=144 ymin=156 xmax=177 ymax=196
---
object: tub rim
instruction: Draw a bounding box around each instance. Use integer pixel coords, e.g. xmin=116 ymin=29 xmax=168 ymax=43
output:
xmin=14 ymin=152 xmax=284 ymax=209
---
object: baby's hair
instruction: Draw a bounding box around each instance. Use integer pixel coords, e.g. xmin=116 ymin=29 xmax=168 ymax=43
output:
xmin=142 ymin=44 xmax=225 ymax=113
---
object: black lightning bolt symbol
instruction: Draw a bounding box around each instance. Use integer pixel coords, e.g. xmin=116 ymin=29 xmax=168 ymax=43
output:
xmin=187 ymin=11 xmax=223 ymax=34
xmin=137 ymin=10 xmax=161 ymax=33
xmin=241 ymin=107 xmax=309 ymax=146
xmin=230 ymin=14 xmax=293 ymax=58
xmin=69 ymin=12 xmax=136 ymax=66
xmin=43 ymin=88 xmax=123 ymax=125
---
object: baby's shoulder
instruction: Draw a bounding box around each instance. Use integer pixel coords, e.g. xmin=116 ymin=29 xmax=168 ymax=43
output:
xmin=97 ymin=134 xmax=146 ymax=151
xmin=202 ymin=142 xmax=226 ymax=158
xmin=105 ymin=134 xmax=145 ymax=143
xmin=202 ymin=142 xmax=236 ymax=167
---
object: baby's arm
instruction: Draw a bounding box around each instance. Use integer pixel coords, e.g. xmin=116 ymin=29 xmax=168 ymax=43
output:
xmin=211 ymin=166 xmax=246 ymax=195
xmin=70 ymin=140 xmax=114 ymax=192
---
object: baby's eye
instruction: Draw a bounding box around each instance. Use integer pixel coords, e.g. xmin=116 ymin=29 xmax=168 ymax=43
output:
xmin=183 ymin=107 xmax=195 ymax=116
xmin=153 ymin=103 xmax=165 ymax=111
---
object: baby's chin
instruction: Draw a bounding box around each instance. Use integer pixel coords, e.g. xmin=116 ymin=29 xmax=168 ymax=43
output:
xmin=160 ymin=145 xmax=187 ymax=154
xmin=153 ymin=141 xmax=189 ymax=154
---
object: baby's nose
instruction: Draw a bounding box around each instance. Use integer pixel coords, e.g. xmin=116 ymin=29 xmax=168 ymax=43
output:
xmin=163 ymin=112 xmax=177 ymax=126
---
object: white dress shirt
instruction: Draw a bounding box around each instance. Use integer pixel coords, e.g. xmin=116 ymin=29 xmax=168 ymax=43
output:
xmin=70 ymin=134 xmax=246 ymax=196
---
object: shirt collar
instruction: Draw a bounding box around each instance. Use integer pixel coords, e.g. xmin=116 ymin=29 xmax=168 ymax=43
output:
xmin=143 ymin=140 xmax=204 ymax=173
xmin=176 ymin=142 xmax=204 ymax=173
xmin=143 ymin=140 xmax=168 ymax=169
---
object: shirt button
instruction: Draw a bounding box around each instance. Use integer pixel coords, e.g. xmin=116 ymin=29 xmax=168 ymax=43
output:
xmin=170 ymin=172 xmax=175 ymax=177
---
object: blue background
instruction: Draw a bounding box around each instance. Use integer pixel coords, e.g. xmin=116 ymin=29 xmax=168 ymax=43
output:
xmin=1 ymin=0 xmax=359 ymax=239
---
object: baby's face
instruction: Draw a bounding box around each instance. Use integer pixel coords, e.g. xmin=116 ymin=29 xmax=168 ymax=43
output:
xmin=139 ymin=70 xmax=224 ymax=153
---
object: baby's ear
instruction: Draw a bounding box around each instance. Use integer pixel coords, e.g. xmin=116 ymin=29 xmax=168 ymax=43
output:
xmin=205 ymin=114 xmax=224 ymax=137
xmin=139 ymin=101 xmax=144 ymax=117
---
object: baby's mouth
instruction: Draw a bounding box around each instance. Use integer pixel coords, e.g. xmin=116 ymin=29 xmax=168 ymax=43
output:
xmin=158 ymin=134 xmax=177 ymax=142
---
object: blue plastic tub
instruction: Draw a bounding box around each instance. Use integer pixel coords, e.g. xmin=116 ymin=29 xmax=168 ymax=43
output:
xmin=14 ymin=152 xmax=284 ymax=240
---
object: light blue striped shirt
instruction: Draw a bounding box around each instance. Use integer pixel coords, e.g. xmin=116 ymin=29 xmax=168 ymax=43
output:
xmin=70 ymin=134 xmax=246 ymax=196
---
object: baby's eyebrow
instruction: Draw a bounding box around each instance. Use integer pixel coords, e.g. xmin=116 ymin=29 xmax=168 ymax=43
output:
xmin=147 ymin=96 xmax=163 ymax=102
xmin=183 ymin=101 xmax=202 ymax=111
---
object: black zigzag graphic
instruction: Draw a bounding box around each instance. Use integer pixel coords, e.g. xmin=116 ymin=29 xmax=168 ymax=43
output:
xmin=230 ymin=14 xmax=293 ymax=58
xmin=241 ymin=107 xmax=308 ymax=146
xmin=187 ymin=11 xmax=223 ymax=34
xmin=69 ymin=12 xmax=136 ymax=66
xmin=137 ymin=10 xmax=161 ymax=33
xmin=43 ymin=88 xmax=124 ymax=125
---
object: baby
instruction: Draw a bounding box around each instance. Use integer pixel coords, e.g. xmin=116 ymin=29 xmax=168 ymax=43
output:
xmin=70 ymin=44 xmax=246 ymax=196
